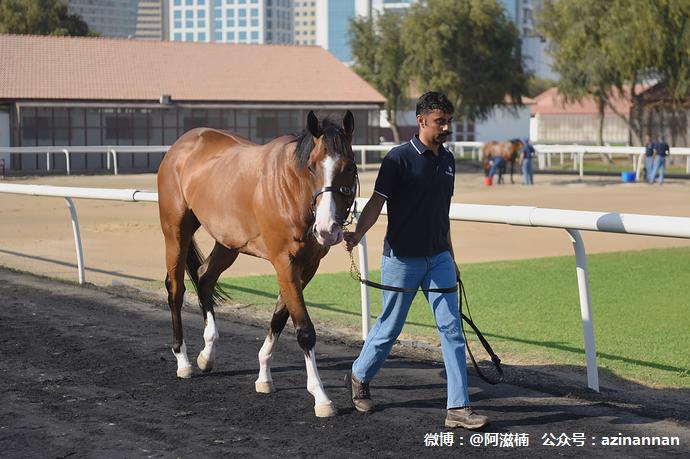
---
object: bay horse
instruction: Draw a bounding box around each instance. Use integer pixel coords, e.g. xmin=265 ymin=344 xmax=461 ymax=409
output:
xmin=481 ymin=139 xmax=523 ymax=184
xmin=157 ymin=111 xmax=358 ymax=418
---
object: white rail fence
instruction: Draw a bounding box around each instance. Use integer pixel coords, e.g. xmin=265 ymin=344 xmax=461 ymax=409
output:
xmin=1 ymin=184 xmax=690 ymax=393
xmin=2 ymin=143 xmax=689 ymax=178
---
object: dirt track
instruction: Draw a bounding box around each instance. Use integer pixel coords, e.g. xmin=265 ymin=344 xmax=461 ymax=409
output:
xmin=1 ymin=170 xmax=689 ymax=286
xmin=1 ymin=267 xmax=689 ymax=458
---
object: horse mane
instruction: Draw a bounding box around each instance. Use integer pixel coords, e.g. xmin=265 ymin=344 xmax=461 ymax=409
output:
xmin=290 ymin=117 xmax=349 ymax=169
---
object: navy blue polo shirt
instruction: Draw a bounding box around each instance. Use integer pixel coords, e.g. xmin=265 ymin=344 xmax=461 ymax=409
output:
xmin=374 ymin=135 xmax=455 ymax=257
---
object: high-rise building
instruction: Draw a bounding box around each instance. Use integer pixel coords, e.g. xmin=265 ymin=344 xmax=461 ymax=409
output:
xmin=315 ymin=0 xmax=355 ymax=63
xmin=68 ymin=0 xmax=165 ymax=40
xmin=135 ymin=0 xmax=166 ymax=40
xmin=499 ymin=0 xmax=557 ymax=80
xmin=68 ymin=0 xmax=141 ymax=38
xmin=169 ymin=0 xmax=294 ymax=44
xmin=294 ymin=1 xmax=316 ymax=45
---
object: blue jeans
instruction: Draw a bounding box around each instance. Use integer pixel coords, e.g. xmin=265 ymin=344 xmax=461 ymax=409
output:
xmin=522 ymin=159 xmax=533 ymax=184
xmin=644 ymin=156 xmax=653 ymax=182
xmin=488 ymin=158 xmax=504 ymax=178
xmin=352 ymin=250 xmax=470 ymax=409
xmin=649 ymin=156 xmax=666 ymax=184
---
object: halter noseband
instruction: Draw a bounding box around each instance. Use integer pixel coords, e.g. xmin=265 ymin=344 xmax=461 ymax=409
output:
xmin=310 ymin=166 xmax=359 ymax=227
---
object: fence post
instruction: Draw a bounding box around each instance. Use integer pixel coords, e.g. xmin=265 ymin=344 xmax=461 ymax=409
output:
xmin=64 ymin=197 xmax=86 ymax=284
xmin=566 ymin=228 xmax=599 ymax=392
xmin=357 ymin=236 xmax=371 ymax=340
xmin=62 ymin=149 xmax=71 ymax=176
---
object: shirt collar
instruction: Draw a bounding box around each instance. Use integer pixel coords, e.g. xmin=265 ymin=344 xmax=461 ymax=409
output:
xmin=411 ymin=135 xmax=447 ymax=156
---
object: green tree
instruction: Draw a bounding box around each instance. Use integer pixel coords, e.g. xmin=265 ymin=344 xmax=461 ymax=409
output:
xmin=538 ymin=0 xmax=690 ymax=145
xmin=402 ymin=0 xmax=529 ymax=132
xmin=349 ymin=11 xmax=408 ymax=143
xmin=0 ymin=0 xmax=96 ymax=36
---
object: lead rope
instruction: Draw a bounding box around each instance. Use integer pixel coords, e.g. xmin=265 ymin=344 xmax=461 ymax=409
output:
xmin=348 ymin=248 xmax=503 ymax=384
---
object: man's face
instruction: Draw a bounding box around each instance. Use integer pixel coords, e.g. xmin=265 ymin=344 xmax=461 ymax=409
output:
xmin=418 ymin=109 xmax=453 ymax=145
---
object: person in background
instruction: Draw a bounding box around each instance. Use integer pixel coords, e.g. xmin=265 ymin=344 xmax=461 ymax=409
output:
xmin=342 ymin=91 xmax=488 ymax=430
xmin=644 ymin=135 xmax=655 ymax=182
xmin=487 ymin=154 xmax=505 ymax=184
xmin=649 ymin=137 xmax=670 ymax=185
xmin=520 ymin=138 xmax=535 ymax=185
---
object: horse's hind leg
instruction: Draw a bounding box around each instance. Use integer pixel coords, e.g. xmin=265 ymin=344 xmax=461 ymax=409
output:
xmin=162 ymin=212 xmax=200 ymax=379
xmin=255 ymin=293 xmax=290 ymax=394
xmin=195 ymin=242 xmax=239 ymax=372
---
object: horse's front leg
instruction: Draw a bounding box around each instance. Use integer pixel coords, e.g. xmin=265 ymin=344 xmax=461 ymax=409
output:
xmin=274 ymin=258 xmax=335 ymax=418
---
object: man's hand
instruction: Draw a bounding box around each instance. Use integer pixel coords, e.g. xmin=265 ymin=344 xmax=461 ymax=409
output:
xmin=342 ymin=231 xmax=361 ymax=252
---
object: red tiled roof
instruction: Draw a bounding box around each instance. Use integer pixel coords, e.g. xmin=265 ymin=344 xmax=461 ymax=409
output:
xmin=531 ymin=86 xmax=634 ymax=115
xmin=0 ymin=34 xmax=385 ymax=104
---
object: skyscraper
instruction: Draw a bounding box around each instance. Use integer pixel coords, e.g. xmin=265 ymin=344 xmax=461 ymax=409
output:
xmin=169 ymin=0 xmax=294 ymax=44
xmin=294 ymin=1 xmax=316 ymax=45
xmin=315 ymin=0 xmax=355 ymax=62
xmin=68 ymin=0 xmax=141 ymax=38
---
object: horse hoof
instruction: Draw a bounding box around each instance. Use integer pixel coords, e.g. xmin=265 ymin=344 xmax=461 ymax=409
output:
xmin=314 ymin=402 xmax=337 ymax=418
xmin=255 ymin=381 xmax=275 ymax=394
xmin=197 ymin=352 xmax=213 ymax=372
xmin=176 ymin=366 xmax=193 ymax=379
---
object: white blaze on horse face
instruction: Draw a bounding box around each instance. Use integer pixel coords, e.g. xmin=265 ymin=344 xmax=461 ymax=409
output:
xmin=314 ymin=155 xmax=343 ymax=246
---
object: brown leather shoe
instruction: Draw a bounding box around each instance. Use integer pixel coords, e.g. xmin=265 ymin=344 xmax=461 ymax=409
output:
xmin=445 ymin=407 xmax=488 ymax=429
xmin=345 ymin=372 xmax=375 ymax=413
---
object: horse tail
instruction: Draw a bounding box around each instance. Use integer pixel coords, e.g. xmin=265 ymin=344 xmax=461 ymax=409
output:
xmin=185 ymin=237 xmax=232 ymax=307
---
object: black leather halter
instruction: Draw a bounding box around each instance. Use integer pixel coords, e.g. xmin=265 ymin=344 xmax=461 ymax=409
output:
xmin=310 ymin=165 xmax=359 ymax=227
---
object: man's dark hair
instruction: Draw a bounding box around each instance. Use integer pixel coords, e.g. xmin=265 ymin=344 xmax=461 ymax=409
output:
xmin=416 ymin=91 xmax=454 ymax=116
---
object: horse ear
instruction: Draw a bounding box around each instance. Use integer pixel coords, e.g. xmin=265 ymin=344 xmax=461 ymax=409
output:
xmin=343 ymin=110 xmax=354 ymax=138
xmin=307 ymin=111 xmax=320 ymax=138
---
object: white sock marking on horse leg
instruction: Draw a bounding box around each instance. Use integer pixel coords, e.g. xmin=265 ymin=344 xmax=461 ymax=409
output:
xmin=197 ymin=311 xmax=218 ymax=371
xmin=173 ymin=341 xmax=193 ymax=378
xmin=305 ymin=349 xmax=333 ymax=415
xmin=255 ymin=334 xmax=278 ymax=393
xmin=200 ymin=311 xmax=218 ymax=362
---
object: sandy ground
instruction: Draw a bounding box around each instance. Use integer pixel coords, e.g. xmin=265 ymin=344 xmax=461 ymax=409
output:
xmin=1 ymin=169 xmax=689 ymax=287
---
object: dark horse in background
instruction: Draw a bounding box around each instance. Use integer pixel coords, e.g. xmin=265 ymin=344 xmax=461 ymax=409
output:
xmin=481 ymin=139 xmax=523 ymax=184
xmin=157 ymin=111 xmax=358 ymax=417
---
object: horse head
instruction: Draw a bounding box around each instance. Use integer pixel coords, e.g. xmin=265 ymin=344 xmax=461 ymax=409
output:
xmin=303 ymin=111 xmax=358 ymax=246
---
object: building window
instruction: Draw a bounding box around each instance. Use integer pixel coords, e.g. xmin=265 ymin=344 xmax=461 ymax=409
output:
xmin=214 ymin=31 xmax=223 ymax=41
xmin=227 ymin=8 xmax=234 ymax=16
xmin=251 ymin=18 xmax=258 ymax=26
xmin=198 ymin=20 xmax=206 ymax=27
xmin=174 ymin=11 xmax=181 ymax=18
xmin=227 ymin=31 xmax=235 ymax=40
xmin=251 ymin=31 xmax=259 ymax=40
xmin=227 ymin=19 xmax=235 ymax=26
xmin=174 ymin=32 xmax=182 ymax=40
xmin=198 ymin=32 xmax=206 ymax=41
xmin=174 ymin=20 xmax=182 ymax=28
xmin=186 ymin=32 xmax=194 ymax=41
xmin=239 ymin=31 xmax=247 ymax=41
xmin=239 ymin=19 xmax=246 ymax=26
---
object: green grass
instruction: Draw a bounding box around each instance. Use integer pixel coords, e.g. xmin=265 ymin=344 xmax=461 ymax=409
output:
xmin=214 ymin=247 xmax=690 ymax=388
